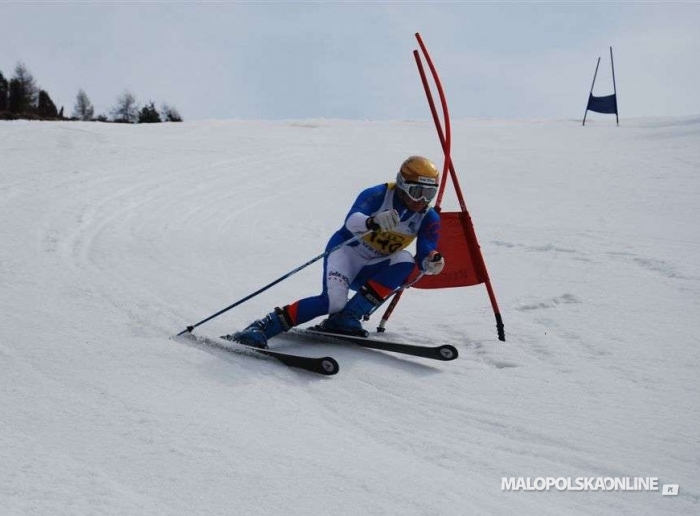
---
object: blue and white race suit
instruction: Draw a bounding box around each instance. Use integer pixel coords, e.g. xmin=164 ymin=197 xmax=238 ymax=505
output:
xmin=285 ymin=182 xmax=440 ymax=326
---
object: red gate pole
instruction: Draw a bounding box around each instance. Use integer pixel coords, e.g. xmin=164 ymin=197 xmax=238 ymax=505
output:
xmin=415 ymin=33 xmax=504 ymax=341
xmin=378 ymin=33 xmax=505 ymax=341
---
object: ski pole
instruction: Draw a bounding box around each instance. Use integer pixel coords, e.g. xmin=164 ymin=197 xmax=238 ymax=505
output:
xmin=177 ymin=230 xmax=372 ymax=336
xmin=373 ymin=251 xmax=443 ymax=332
xmin=363 ymin=272 xmax=426 ymax=324
xmin=388 ymin=271 xmax=426 ymax=300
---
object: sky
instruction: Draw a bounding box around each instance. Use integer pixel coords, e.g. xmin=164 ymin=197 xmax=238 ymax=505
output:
xmin=1 ymin=1 xmax=699 ymax=121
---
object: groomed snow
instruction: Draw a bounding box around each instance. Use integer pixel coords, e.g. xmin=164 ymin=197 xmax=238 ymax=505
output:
xmin=1 ymin=117 xmax=698 ymax=515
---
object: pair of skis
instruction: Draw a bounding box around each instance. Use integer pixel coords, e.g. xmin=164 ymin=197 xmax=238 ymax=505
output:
xmin=180 ymin=328 xmax=458 ymax=376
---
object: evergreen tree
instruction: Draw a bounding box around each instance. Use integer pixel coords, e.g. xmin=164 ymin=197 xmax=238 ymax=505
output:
xmin=8 ymin=79 xmax=24 ymax=114
xmin=138 ymin=101 xmax=161 ymax=123
xmin=110 ymin=90 xmax=138 ymax=123
xmin=72 ymin=89 xmax=95 ymax=121
xmin=36 ymin=90 xmax=58 ymax=119
xmin=0 ymin=71 xmax=8 ymax=112
xmin=8 ymin=62 xmax=38 ymax=114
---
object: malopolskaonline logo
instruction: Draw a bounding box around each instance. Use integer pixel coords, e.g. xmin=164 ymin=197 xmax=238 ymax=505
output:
xmin=502 ymin=477 xmax=679 ymax=495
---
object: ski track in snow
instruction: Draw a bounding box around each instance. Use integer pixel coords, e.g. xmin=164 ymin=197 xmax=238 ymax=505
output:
xmin=1 ymin=118 xmax=699 ymax=515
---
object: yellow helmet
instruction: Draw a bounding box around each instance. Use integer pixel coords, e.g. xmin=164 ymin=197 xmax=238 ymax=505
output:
xmin=397 ymin=156 xmax=439 ymax=202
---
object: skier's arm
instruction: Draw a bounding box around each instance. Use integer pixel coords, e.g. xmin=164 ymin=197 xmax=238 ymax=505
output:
xmin=415 ymin=210 xmax=442 ymax=272
xmin=344 ymin=184 xmax=389 ymax=234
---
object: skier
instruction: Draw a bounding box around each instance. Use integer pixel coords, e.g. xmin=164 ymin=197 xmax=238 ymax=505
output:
xmin=224 ymin=155 xmax=446 ymax=349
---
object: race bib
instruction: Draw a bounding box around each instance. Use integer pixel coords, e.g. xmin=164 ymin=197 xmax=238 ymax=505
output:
xmin=363 ymin=230 xmax=415 ymax=255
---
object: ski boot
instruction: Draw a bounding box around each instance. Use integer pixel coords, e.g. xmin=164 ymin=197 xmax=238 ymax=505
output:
xmin=316 ymin=284 xmax=383 ymax=337
xmin=222 ymin=307 xmax=292 ymax=349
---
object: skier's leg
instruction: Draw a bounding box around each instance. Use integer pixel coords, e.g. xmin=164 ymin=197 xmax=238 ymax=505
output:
xmin=318 ymin=251 xmax=414 ymax=336
xmin=225 ymin=245 xmax=361 ymax=347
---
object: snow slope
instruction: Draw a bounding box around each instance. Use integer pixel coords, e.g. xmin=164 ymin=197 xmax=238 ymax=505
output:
xmin=1 ymin=117 xmax=698 ymax=515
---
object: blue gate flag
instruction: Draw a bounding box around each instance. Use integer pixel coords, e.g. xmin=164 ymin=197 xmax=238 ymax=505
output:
xmin=587 ymin=93 xmax=617 ymax=114
xmin=583 ymin=47 xmax=619 ymax=126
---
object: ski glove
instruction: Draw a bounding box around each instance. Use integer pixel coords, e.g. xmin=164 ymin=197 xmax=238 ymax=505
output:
xmin=422 ymin=251 xmax=445 ymax=275
xmin=366 ymin=209 xmax=400 ymax=232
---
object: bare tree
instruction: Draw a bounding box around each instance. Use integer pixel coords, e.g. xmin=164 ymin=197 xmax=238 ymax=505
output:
xmin=110 ymin=90 xmax=138 ymax=123
xmin=161 ymin=103 xmax=183 ymax=122
xmin=72 ymin=89 xmax=95 ymax=121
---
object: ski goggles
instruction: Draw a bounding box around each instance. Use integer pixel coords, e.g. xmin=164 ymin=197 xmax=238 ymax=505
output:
xmin=396 ymin=176 xmax=438 ymax=202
